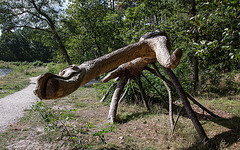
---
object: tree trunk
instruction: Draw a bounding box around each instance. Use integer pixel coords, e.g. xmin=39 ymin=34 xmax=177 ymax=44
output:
xmin=31 ymin=0 xmax=71 ymax=64
xmin=163 ymin=67 xmax=208 ymax=143
xmin=192 ymin=54 xmax=199 ymax=95
xmin=190 ymin=0 xmax=199 ymax=95
xmin=108 ymin=76 xmax=128 ymax=123
xmin=135 ymin=75 xmax=150 ymax=111
xmin=54 ymin=33 xmax=71 ymax=64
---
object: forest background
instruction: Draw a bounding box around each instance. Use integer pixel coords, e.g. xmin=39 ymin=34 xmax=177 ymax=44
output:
xmin=0 ymin=0 xmax=239 ymax=96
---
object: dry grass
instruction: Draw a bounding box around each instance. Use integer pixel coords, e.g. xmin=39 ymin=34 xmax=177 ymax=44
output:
xmin=1 ymin=86 xmax=239 ymax=149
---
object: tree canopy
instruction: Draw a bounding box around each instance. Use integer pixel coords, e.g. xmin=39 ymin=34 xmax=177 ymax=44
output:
xmin=0 ymin=0 xmax=239 ymax=94
xmin=0 ymin=0 xmax=71 ymax=63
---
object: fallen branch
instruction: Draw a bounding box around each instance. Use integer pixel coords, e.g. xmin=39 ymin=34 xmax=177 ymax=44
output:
xmin=108 ymin=77 xmax=128 ymax=123
xmin=100 ymin=83 xmax=116 ymax=102
xmin=186 ymin=93 xmax=219 ymax=118
xmin=135 ymin=75 xmax=150 ymax=111
xmin=118 ymin=79 xmax=130 ymax=104
xmin=131 ymin=84 xmax=140 ymax=104
xmin=151 ymin=64 xmax=174 ymax=131
xmin=163 ymin=67 xmax=208 ymax=142
xmin=145 ymin=65 xmax=219 ymax=118
xmin=141 ymin=73 xmax=167 ymax=105
xmin=171 ymin=106 xmax=184 ymax=136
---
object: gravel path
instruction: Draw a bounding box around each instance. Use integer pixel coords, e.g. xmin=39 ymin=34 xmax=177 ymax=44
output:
xmin=0 ymin=77 xmax=38 ymax=132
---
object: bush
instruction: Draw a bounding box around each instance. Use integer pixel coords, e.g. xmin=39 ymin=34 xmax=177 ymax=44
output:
xmin=47 ymin=62 xmax=69 ymax=74
xmin=33 ymin=60 xmax=43 ymax=67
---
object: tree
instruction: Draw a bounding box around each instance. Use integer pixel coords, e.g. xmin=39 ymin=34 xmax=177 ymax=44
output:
xmin=0 ymin=0 xmax=71 ymax=64
xmin=63 ymin=0 xmax=124 ymax=63
xmin=187 ymin=0 xmax=240 ymax=94
xmin=0 ymin=29 xmax=52 ymax=62
xmin=189 ymin=0 xmax=199 ymax=95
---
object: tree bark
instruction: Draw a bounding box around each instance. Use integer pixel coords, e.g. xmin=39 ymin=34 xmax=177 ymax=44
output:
xmin=190 ymin=0 xmax=199 ymax=95
xmin=135 ymin=75 xmax=150 ymax=111
xmin=108 ymin=76 xmax=128 ymax=123
xmin=163 ymin=67 xmax=208 ymax=143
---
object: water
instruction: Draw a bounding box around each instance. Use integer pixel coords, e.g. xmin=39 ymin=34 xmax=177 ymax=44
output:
xmin=0 ymin=69 xmax=12 ymax=77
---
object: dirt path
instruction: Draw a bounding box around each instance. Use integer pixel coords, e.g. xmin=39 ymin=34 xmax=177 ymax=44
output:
xmin=0 ymin=77 xmax=38 ymax=132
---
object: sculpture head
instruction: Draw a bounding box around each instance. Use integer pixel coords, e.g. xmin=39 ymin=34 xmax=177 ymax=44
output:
xmin=34 ymin=65 xmax=86 ymax=100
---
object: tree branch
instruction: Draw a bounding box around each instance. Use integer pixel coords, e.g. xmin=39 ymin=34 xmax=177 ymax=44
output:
xmin=145 ymin=65 xmax=219 ymax=118
xmin=14 ymin=25 xmax=52 ymax=33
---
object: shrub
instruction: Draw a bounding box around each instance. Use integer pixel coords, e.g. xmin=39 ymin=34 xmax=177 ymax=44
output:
xmin=33 ymin=60 xmax=43 ymax=67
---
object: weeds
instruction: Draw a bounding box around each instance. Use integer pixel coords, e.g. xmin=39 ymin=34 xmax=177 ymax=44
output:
xmin=32 ymin=101 xmax=117 ymax=149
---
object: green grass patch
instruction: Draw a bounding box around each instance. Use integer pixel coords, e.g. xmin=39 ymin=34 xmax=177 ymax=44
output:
xmin=74 ymin=102 xmax=88 ymax=108
xmin=0 ymin=61 xmax=70 ymax=98
xmin=197 ymin=94 xmax=240 ymax=117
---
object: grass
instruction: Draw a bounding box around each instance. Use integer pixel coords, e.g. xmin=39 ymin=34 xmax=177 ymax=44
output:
xmin=0 ymin=61 xmax=69 ymax=98
xmin=197 ymin=95 xmax=240 ymax=117
xmin=0 ymin=86 xmax=239 ymax=149
xmin=0 ymin=61 xmax=48 ymax=98
xmin=0 ymin=61 xmax=239 ymax=149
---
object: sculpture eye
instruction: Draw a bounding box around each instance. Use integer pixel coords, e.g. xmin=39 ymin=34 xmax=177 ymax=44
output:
xmin=59 ymin=71 xmax=66 ymax=76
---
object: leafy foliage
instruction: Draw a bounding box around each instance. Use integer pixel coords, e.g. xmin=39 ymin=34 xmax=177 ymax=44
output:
xmin=63 ymin=0 xmax=125 ymax=63
xmin=0 ymin=30 xmax=53 ymax=62
xmin=0 ymin=0 xmax=71 ymax=63
xmin=0 ymin=0 xmax=239 ymax=96
xmin=0 ymin=0 xmax=64 ymax=31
